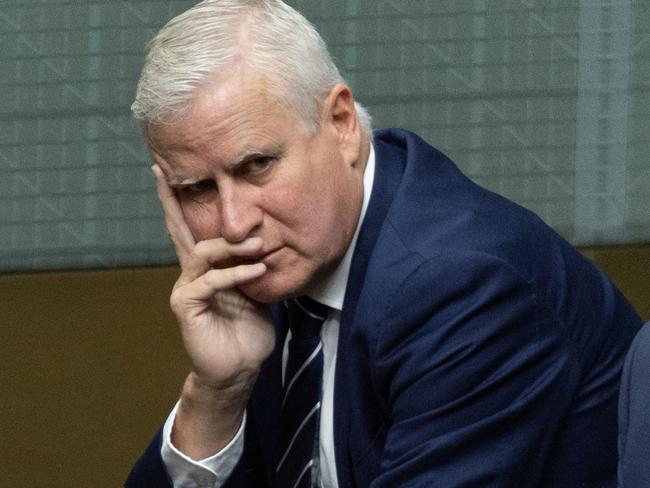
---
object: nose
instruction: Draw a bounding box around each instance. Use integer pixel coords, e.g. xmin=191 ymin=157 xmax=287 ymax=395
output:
xmin=218 ymin=185 xmax=263 ymax=243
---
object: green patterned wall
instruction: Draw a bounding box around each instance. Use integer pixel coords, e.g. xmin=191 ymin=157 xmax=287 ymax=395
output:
xmin=1 ymin=0 xmax=649 ymax=271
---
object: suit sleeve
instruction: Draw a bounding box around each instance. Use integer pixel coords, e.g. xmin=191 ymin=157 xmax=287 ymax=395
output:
xmin=125 ymin=415 xmax=269 ymax=487
xmin=125 ymin=430 xmax=174 ymax=487
xmin=369 ymin=253 xmax=583 ymax=487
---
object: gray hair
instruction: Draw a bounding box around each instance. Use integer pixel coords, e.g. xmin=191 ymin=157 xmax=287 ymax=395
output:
xmin=131 ymin=0 xmax=372 ymax=135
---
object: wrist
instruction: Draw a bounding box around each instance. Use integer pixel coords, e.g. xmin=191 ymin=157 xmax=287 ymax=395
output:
xmin=171 ymin=371 xmax=256 ymax=460
xmin=182 ymin=370 xmax=256 ymax=417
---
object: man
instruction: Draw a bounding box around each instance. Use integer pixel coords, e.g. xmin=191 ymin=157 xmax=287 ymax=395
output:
xmin=126 ymin=1 xmax=642 ymax=487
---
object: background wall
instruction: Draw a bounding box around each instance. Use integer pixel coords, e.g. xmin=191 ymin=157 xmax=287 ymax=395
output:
xmin=1 ymin=0 xmax=649 ymax=271
xmin=1 ymin=0 xmax=648 ymax=486
xmin=1 ymin=267 xmax=186 ymax=485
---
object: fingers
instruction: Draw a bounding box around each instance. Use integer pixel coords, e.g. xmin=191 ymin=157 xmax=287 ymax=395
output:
xmin=173 ymin=263 xmax=267 ymax=304
xmin=152 ymin=164 xmax=196 ymax=266
xmin=152 ymin=164 xmax=266 ymax=286
xmin=178 ymin=237 xmax=264 ymax=287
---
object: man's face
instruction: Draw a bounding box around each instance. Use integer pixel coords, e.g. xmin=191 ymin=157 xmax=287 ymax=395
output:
xmin=146 ymin=75 xmax=366 ymax=302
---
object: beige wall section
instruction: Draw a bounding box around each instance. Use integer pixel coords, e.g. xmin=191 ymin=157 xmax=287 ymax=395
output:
xmin=0 ymin=245 xmax=647 ymax=486
xmin=1 ymin=267 xmax=188 ymax=487
xmin=580 ymin=245 xmax=650 ymax=321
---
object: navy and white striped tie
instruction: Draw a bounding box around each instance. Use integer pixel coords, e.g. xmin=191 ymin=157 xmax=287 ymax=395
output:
xmin=276 ymin=297 xmax=329 ymax=488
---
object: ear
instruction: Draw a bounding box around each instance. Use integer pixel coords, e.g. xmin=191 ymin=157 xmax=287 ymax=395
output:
xmin=322 ymin=84 xmax=362 ymax=167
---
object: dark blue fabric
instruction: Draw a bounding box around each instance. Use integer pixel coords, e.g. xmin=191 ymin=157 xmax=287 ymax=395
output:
xmin=126 ymin=129 xmax=642 ymax=487
xmin=618 ymin=321 xmax=650 ymax=488
xmin=124 ymin=430 xmax=172 ymax=487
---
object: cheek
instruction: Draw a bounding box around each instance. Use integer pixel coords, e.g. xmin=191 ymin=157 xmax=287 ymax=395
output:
xmin=181 ymin=202 xmax=221 ymax=241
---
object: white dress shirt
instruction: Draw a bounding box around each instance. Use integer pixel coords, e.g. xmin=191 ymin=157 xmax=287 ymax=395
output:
xmin=161 ymin=147 xmax=376 ymax=488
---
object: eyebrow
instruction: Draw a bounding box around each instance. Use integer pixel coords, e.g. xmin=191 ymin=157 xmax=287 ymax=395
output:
xmin=167 ymin=176 xmax=201 ymax=186
xmin=224 ymin=143 xmax=285 ymax=170
xmin=163 ymin=142 xmax=285 ymax=186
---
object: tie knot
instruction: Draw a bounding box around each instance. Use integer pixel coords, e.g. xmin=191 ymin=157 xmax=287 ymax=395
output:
xmin=287 ymin=296 xmax=329 ymax=341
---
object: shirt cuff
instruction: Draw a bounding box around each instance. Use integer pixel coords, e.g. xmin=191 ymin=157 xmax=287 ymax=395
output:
xmin=160 ymin=400 xmax=246 ymax=488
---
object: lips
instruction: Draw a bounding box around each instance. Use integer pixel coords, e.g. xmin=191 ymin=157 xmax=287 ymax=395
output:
xmin=257 ymin=247 xmax=281 ymax=264
xmin=236 ymin=248 xmax=280 ymax=266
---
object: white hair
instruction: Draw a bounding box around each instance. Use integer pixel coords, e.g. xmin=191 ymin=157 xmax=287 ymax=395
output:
xmin=131 ymin=0 xmax=372 ymax=135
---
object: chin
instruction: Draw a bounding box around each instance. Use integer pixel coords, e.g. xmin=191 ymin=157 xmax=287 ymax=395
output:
xmin=238 ymin=271 xmax=307 ymax=304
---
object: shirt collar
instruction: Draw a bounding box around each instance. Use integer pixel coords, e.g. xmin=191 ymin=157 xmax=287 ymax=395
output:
xmin=304 ymin=144 xmax=376 ymax=312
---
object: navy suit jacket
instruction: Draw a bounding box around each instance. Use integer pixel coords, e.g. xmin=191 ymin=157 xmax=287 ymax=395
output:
xmin=127 ymin=129 xmax=642 ymax=487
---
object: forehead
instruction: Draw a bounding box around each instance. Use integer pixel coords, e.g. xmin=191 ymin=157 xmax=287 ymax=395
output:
xmin=146 ymin=75 xmax=304 ymax=167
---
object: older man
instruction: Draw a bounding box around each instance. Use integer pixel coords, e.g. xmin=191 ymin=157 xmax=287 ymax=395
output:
xmin=127 ymin=1 xmax=642 ymax=487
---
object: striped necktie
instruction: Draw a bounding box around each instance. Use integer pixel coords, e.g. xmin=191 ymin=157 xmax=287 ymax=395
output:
xmin=276 ymin=296 xmax=329 ymax=488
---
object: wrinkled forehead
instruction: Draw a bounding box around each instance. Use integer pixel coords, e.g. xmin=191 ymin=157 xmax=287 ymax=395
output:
xmin=145 ymin=69 xmax=314 ymax=152
xmin=144 ymin=75 xmax=314 ymax=177
xmin=146 ymin=75 xmax=279 ymax=146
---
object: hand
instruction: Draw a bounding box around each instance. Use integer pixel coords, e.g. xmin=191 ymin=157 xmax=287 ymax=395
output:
xmin=152 ymin=164 xmax=276 ymax=457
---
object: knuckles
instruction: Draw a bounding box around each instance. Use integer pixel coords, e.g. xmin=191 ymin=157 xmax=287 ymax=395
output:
xmin=189 ymin=239 xmax=213 ymax=262
xmin=169 ymin=286 xmax=186 ymax=314
xmin=188 ymin=238 xmax=234 ymax=267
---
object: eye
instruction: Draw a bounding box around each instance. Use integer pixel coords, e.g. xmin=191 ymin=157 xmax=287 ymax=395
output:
xmin=243 ymin=156 xmax=275 ymax=175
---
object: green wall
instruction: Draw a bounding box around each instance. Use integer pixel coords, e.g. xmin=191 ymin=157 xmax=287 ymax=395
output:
xmin=2 ymin=1 xmax=649 ymax=272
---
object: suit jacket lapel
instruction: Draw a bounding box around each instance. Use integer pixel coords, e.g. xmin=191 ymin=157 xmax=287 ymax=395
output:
xmin=333 ymin=132 xmax=406 ymax=486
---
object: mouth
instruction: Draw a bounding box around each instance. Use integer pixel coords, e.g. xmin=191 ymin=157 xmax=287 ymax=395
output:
xmin=237 ymin=248 xmax=280 ymax=266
